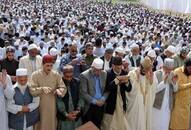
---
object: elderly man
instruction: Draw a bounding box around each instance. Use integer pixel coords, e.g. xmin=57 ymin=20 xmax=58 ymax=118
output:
xmin=0 ymin=69 xmax=14 ymax=130
xmin=29 ymin=54 xmax=67 ymax=130
xmin=152 ymin=58 xmax=178 ymax=130
xmin=80 ymin=58 xmax=107 ymax=128
xmin=101 ymin=48 xmax=114 ymax=71
xmin=102 ymin=56 xmax=132 ymax=130
xmin=57 ymin=65 xmax=83 ymax=130
xmin=126 ymin=43 xmax=143 ymax=69
xmin=170 ymin=58 xmax=191 ymax=130
xmin=60 ymin=44 xmax=85 ymax=77
xmin=173 ymin=47 xmax=190 ymax=69
xmin=7 ymin=68 xmax=40 ymax=130
xmin=19 ymin=44 xmax=42 ymax=81
xmin=126 ymin=56 xmax=158 ymax=130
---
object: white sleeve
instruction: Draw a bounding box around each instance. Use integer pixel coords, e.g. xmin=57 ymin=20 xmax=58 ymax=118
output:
xmin=155 ymin=81 xmax=166 ymax=93
xmin=28 ymin=97 xmax=40 ymax=112
xmin=4 ymin=75 xmax=14 ymax=100
xmin=157 ymin=56 xmax=163 ymax=69
xmin=7 ymin=99 xmax=22 ymax=114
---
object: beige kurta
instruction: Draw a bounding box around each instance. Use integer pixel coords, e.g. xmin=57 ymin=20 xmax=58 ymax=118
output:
xmin=29 ymin=69 xmax=67 ymax=130
xmin=170 ymin=67 xmax=191 ymax=129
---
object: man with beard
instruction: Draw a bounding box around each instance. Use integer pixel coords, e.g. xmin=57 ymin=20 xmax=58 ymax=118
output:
xmin=170 ymin=58 xmax=191 ymax=130
xmin=126 ymin=56 xmax=158 ymax=130
xmin=59 ymin=44 xmax=86 ymax=77
xmin=173 ymin=47 xmax=189 ymax=69
xmin=152 ymin=58 xmax=178 ymax=130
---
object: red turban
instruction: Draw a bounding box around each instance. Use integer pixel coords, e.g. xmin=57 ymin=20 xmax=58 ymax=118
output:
xmin=42 ymin=54 xmax=54 ymax=64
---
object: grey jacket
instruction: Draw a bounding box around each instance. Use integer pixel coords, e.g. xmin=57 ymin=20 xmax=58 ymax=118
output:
xmin=79 ymin=68 xmax=107 ymax=114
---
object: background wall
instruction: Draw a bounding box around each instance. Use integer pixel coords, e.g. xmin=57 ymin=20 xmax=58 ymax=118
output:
xmin=140 ymin=0 xmax=191 ymax=14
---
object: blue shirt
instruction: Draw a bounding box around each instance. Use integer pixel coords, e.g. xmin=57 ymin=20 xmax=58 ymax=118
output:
xmin=92 ymin=76 xmax=105 ymax=104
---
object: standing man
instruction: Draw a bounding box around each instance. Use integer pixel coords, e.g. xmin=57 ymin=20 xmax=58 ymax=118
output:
xmin=57 ymin=65 xmax=83 ymax=130
xmin=173 ymin=47 xmax=189 ymax=69
xmin=0 ymin=46 xmax=19 ymax=83
xmin=29 ymin=54 xmax=67 ymax=130
xmin=80 ymin=58 xmax=107 ymax=128
xmin=152 ymin=58 xmax=178 ymax=130
xmin=0 ymin=69 xmax=14 ymax=130
xmin=102 ymin=56 xmax=132 ymax=130
xmin=170 ymin=58 xmax=191 ymax=130
xmin=101 ymin=48 xmax=113 ymax=71
xmin=126 ymin=56 xmax=158 ymax=130
xmin=7 ymin=68 xmax=40 ymax=130
xmin=19 ymin=44 xmax=42 ymax=81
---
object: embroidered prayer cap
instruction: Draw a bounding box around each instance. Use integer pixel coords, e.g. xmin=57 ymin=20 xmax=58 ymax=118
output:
xmin=42 ymin=54 xmax=54 ymax=64
xmin=141 ymin=56 xmax=152 ymax=70
xmin=91 ymin=58 xmax=104 ymax=69
xmin=163 ymin=58 xmax=174 ymax=68
xmin=16 ymin=68 xmax=28 ymax=76
xmin=180 ymin=47 xmax=190 ymax=54
xmin=115 ymin=47 xmax=125 ymax=54
xmin=28 ymin=44 xmax=38 ymax=51
xmin=49 ymin=48 xmax=58 ymax=56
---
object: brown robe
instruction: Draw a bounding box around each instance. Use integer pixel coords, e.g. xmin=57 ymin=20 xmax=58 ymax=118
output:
xmin=29 ymin=69 xmax=67 ymax=130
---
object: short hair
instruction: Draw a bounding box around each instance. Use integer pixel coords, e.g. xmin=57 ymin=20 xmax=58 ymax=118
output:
xmin=62 ymin=65 xmax=74 ymax=73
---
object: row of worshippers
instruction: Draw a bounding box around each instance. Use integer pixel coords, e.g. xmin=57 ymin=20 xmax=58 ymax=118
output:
xmin=1 ymin=52 xmax=191 ymax=130
xmin=0 ymin=0 xmax=191 ymax=130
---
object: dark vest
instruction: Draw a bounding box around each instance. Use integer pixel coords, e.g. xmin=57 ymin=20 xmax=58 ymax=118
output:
xmin=8 ymin=87 xmax=39 ymax=130
xmin=129 ymin=56 xmax=141 ymax=67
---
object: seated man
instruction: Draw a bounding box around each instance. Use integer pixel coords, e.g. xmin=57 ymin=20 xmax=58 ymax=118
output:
xmin=7 ymin=68 xmax=40 ymax=130
xmin=57 ymin=65 xmax=83 ymax=130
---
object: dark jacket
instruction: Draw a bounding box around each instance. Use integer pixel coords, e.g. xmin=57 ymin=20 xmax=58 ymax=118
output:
xmin=57 ymin=78 xmax=83 ymax=121
xmin=104 ymin=69 xmax=132 ymax=115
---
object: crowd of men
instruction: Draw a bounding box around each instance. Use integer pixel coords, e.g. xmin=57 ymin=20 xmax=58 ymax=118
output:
xmin=0 ymin=0 xmax=191 ymax=130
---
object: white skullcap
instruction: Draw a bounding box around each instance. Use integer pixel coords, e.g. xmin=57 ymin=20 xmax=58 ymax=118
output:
xmin=91 ymin=58 xmax=104 ymax=69
xmin=20 ymin=33 xmax=26 ymax=37
xmin=130 ymin=43 xmax=139 ymax=50
xmin=14 ymin=41 xmax=20 ymax=46
xmin=28 ymin=44 xmax=38 ymax=50
xmin=163 ymin=58 xmax=174 ymax=68
xmin=16 ymin=68 xmax=28 ymax=76
xmin=49 ymin=48 xmax=58 ymax=56
xmin=147 ymin=50 xmax=156 ymax=58
xmin=115 ymin=47 xmax=125 ymax=54
xmin=154 ymin=47 xmax=160 ymax=51
xmin=165 ymin=45 xmax=176 ymax=54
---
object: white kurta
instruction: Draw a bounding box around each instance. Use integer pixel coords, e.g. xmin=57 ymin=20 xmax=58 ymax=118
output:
xmin=7 ymin=83 xmax=40 ymax=130
xmin=109 ymin=85 xmax=128 ymax=130
xmin=102 ymin=83 xmax=128 ymax=130
xmin=0 ymin=75 xmax=14 ymax=130
xmin=152 ymin=81 xmax=170 ymax=130
xmin=126 ymin=69 xmax=158 ymax=130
